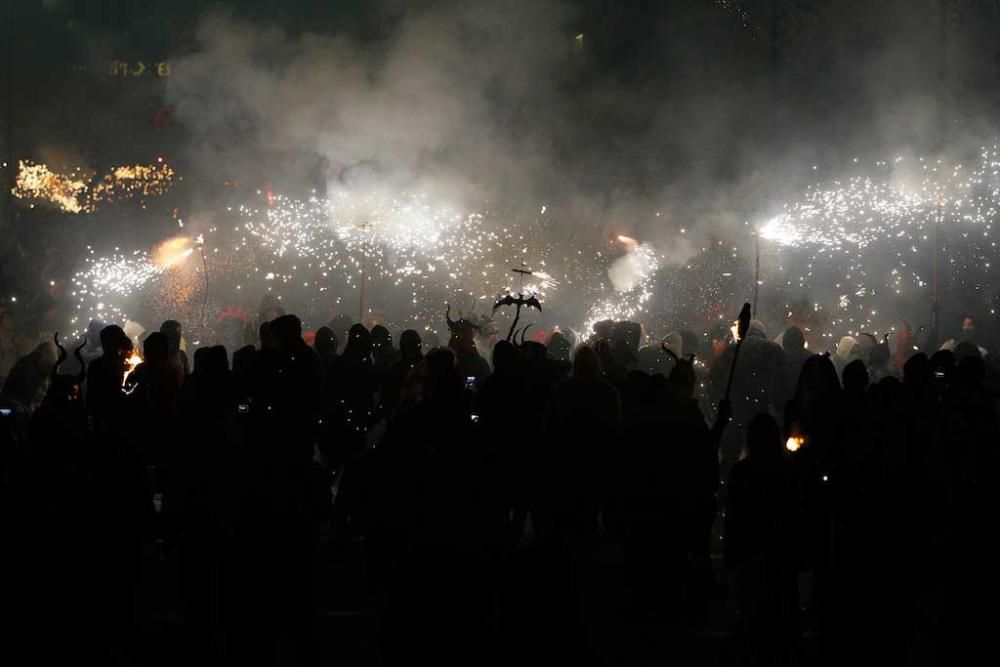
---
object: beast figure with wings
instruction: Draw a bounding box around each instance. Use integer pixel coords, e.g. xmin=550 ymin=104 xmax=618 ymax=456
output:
xmin=492 ymin=291 xmax=543 ymax=342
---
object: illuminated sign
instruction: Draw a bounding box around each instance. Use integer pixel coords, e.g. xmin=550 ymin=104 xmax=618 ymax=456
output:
xmin=110 ymin=61 xmax=171 ymax=77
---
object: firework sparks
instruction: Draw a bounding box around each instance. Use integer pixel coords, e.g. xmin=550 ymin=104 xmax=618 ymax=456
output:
xmin=152 ymin=236 xmax=196 ymax=269
xmin=13 ymin=158 xmax=175 ymax=213
xmin=758 ymin=144 xmax=1000 ymax=336
xmin=63 ymin=185 xmax=674 ymax=340
xmin=585 ymin=236 xmax=659 ymax=333
xmin=13 ymin=160 xmax=89 ymax=213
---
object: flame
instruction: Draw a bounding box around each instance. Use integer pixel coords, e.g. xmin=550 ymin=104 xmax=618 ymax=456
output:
xmin=123 ymin=351 xmax=143 ymax=387
xmin=785 ymin=436 xmax=805 ymax=452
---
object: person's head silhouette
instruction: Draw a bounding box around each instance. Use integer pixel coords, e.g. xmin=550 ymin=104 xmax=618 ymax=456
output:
xmin=143 ymin=331 xmax=169 ymax=363
xmin=399 ymin=329 xmax=422 ymax=362
xmin=572 ymin=345 xmax=601 ymax=380
xmin=746 ymin=412 xmax=782 ymax=464
xmin=315 ymin=326 xmax=337 ymax=357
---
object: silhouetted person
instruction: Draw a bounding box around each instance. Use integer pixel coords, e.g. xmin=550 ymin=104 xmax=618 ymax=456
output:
xmin=326 ymin=323 xmax=378 ymax=463
xmin=475 ymin=339 xmax=529 ymax=542
xmin=160 ymin=319 xmax=189 ymax=381
xmin=86 ymin=324 xmax=133 ymax=432
xmin=538 ymin=345 xmax=621 ymax=553
xmin=781 ymin=326 xmax=813 ymax=391
xmin=365 ymin=347 xmax=491 ymax=666
xmin=547 ymin=331 xmax=571 ymax=362
xmin=328 ymin=313 xmax=354 ymax=348
xmin=314 ymin=325 xmax=338 ymax=362
xmin=445 ymin=308 xmax=490 ymax=383
xmin=380 ymin=329 xmax=422 ymax=418
xmin=712 ymin=320 xmax=790 ymax=468
xmin=725 ymin=413 xmax=801 ymax=665
xmin=371 ymin=324 xmax=400 ymax=372
xmin=228 ymin=314 xmax=325 ymax=665
xmin=1 ymin=341 xmax=57 ymax=413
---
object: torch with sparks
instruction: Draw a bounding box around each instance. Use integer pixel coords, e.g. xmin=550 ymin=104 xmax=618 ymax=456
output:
xmin=722 ymin=302 xmax=752 ymax=402
xmin=123 ymin=350 xmax=143 ymax=389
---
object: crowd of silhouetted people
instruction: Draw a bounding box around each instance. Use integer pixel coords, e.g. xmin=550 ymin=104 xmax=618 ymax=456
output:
xmin=1 ymin=306 xmax=998 ymax=666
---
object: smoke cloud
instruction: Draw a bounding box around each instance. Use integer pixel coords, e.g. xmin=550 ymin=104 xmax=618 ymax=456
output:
xmin=156 ymin=0 xmax=1000 ymax=331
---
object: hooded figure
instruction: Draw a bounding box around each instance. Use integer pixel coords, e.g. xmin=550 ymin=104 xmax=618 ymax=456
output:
xmin=834 ymin=336 xmax=863 ymax=377
xmin=939 ymin=315 xmax=989 ymax=358
xmin=380 ymin=329 xmax=423 ymax=418
xmin=82 ymin=319 xmax=107 ymax=363
xmin=371 ymin=325 xmax=400 ymax=372
xmin=159 ymin=320 xmax=189 ymax=382
xmin=1 ymin=341 xmax=58 ymax=411
xmin=781 ymin=326 xmax=813 ymax=390
xmin=710 ymin=321 xmax=790 ymax=456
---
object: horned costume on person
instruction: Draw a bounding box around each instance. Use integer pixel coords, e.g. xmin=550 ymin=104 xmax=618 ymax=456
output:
xmin=446 ymin=304 xmax=491 ymax=382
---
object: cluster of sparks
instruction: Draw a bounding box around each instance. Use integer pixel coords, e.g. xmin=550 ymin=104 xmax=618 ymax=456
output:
xmin=584 ymin=236 xmax=660 ymax=334
xmin=59 ymin=143 xmax=1000 ymax=347
xmin=65 ymin=189 xmax=662 ymax=340
xmin=67 ymin=237 xmax=198 ymax=334
xmin=758 ymin=145 xmax=1000 ymax=337
xmin=13 ymin=158 xmax=175 ymax=213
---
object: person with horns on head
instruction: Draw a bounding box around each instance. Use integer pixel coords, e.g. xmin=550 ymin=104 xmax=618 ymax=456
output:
xmin=445 ymin=305 xmax=490 ymax=384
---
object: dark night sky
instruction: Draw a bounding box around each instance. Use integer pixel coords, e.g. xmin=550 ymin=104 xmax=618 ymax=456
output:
xmin=8 ymin=0 xmax=1000 ymax=170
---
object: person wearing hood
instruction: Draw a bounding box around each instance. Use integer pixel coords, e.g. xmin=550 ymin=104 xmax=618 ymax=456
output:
xmin=710 ymin=320 xmax=790 ymax=455
xmin=380 ymin=329 xmax=423 ymax=419
xmin=833 ymin=336 xmax=863 ymax=378
xmin=371 ymin=325 xmax=401 ymax=372
xmin=939 ymin=315 xmax=988 ymax=358
xmin=159 ymin=320 xmax=189 ymax=383
xmin=781 ymin=326 xmax=813 ymax=390
xmin=82 ymin=319 xmax=107 ymax=363
xmin=1 ymin=341 xmax=58 ymax=412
